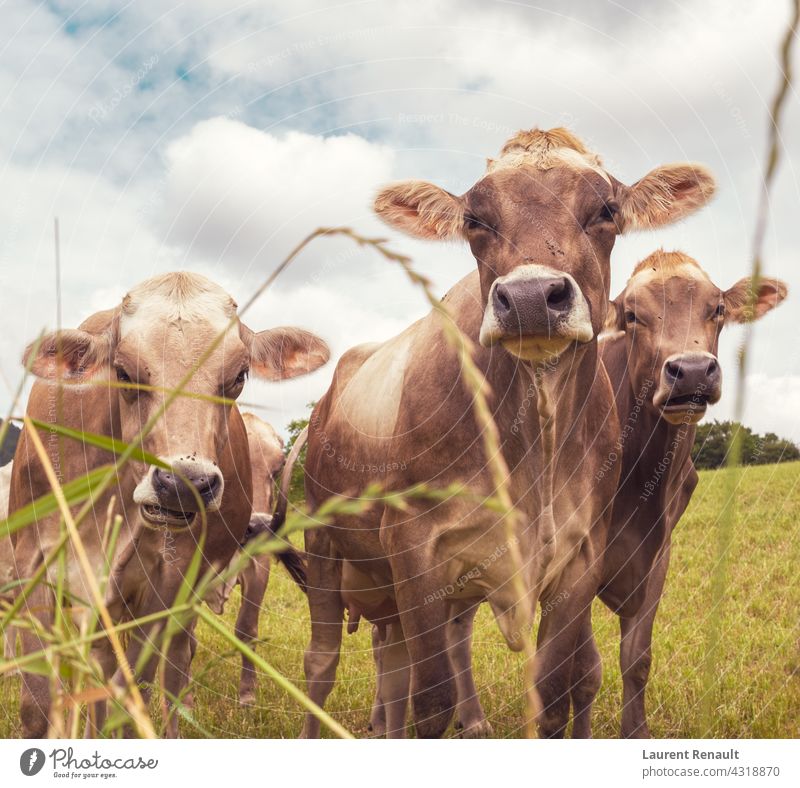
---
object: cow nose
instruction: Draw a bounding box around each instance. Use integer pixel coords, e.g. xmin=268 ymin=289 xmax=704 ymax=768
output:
xmin=492 ymin=276 xmax=574 ymax=336
xmin=153 ymin=463 xmax=223 ymax=510
xmin=662 ymin=353 xmax=721 ymax=396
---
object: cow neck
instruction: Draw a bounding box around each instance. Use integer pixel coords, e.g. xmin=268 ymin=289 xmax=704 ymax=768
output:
xmin=618 ymin=369 xmax=697 ymax=506
xmin=518 ymin=343 xmax=599 ymax=565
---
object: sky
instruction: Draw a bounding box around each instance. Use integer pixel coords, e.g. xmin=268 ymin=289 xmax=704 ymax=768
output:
xmin=0 ymin=0 xmax=798 ymax=439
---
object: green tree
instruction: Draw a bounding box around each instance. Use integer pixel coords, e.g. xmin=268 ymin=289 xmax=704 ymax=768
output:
xmin=284 ymin=403 xmax=315 ymax=504
xmin=692 ymin=420 xmax=800 ymax=470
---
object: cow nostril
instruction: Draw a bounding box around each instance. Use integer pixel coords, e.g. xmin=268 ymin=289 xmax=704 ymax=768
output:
xmin=665 ymin=360 xmax=683 ymax=380
xmin=195 ymin=472 xmax=222 ymax=500
xmin=152 ymin=467 xmax=173 ymax=490
xmin=545 ymin=278 xmax=571 ymax=308
xmin=707 ymin=358 xmax=719 ymax=376
xmin=494 ymin=284 xmax=511 ymax=313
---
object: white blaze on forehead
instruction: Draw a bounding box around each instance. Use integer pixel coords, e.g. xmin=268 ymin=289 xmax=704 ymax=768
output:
xmin=119 ymin=271 xmax=238 ymax=337
xmin=626 ymin=261 xmax=711 ymax=298
xmin=487 ymin=147 xmax=611 ymax=185
xmin=625 ymin=250 xmax=712 ymax=294
xmin=486 ymin=128 xmax=611 ymax=185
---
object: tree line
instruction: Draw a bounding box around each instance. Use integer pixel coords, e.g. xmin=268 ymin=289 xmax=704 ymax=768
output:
xmin=2 ymin=414 xmax=797 ymax=480
xmin=691 ymin=420 xmax=800 ymax=469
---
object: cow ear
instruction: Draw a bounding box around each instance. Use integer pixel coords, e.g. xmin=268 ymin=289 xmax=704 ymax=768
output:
xmin=723 ymin=277 xmax=788 ymax=323
xmin=602 ymin=297 xmax=626 ymax=335
xmin=374 ymin=180 xmax=465 ymax=240
xmin=23 ymin=329 xmax=112 ymax=381
xmin=248 ymin=327 xmax=330 ymax=381
xmin=620 ymin=164 xmax=716 ymax=232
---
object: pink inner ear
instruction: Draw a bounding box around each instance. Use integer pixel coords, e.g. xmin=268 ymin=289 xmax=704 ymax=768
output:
xmin=755 ymin=286 xmax=781 ymax=316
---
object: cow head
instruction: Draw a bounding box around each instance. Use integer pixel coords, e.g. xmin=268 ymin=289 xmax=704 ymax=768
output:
xmin=374 ymin=128 xmax=716 ymax=363
xmin=241 ymin=412 xmax=285 ymax=515
xmin=605 ymin=250 xmax=788 ymax=424
xmin=23 ymin=272 xmax=328 ymax=527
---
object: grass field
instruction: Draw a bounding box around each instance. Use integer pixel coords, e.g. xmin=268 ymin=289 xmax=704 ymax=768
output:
xmin=1 ymin=461 xmax=798 ymax=738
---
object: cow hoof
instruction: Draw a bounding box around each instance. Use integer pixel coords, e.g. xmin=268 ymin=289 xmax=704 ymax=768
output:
xmin=239 ymin=691 xmax=256 ymax=708
xmin=454 ymin=718 xmax=494 ymax=738
xmin=622 ymin=725 xmax=651 ymax=739
xmin=367 ymin=721 xmax=387 ymax=738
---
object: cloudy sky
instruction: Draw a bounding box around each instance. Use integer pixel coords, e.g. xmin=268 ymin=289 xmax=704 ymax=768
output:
xmin=1 ymin=0 xmax=798 ymax=439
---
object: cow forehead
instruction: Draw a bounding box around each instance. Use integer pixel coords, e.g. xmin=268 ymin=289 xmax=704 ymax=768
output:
xmin=470 ymin=164 xmax=613 ymax=220
xmin=486 ymin=146 xmax=611 ymax=185
xmin=626 ymin=264 xmax=714 ymax=298
xmin=625 ymin=269 xmax=721 ymax=320
xmin=119 ymin=272 xmax=237 ymax=339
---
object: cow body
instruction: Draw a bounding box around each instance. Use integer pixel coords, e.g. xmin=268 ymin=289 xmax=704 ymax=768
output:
xmin=417 ymin=250 xmax=787 ymax=738
xmin=587 ymin=250 xmax=788 ymax=737
xmin=301 ymin=129 xmax=716 ymax=738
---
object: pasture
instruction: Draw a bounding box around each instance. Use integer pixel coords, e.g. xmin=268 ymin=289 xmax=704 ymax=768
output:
xmin=2 ymin=460 xmax=796 ymax=738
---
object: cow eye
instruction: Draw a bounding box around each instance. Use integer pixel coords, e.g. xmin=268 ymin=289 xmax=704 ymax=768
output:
xmin=624 ymin=310 xmax=638 ymax=325
xmin=236 ymin=368 xmax=249 ymax=386
xmin=464 ymin=215 xmax=490 ymax=233
xmin=592 ymin=202 xmax=618 ymax=227
xmin=713 ymin=303 xmax=725 ymax=319
xmin=115 ymin=366 xmax=132 ymax=384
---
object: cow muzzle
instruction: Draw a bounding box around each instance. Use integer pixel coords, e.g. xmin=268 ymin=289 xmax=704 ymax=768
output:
xmin=654 ymin=351 xmax=722 ymax=425
xmin=479 ymin=265 xmax=593 ymax=362
xmin=134 ymin=457 xmax=225 ymax=527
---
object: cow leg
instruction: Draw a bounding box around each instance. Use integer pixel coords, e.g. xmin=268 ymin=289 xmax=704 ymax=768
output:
xmin=162 ymin=628 xmax=194 ymax=739
xmin=85 ymin=639 xmax=118 ymax=737
xmin=534 ymin=548 xmax=598 ymax=739
xmin=300 ymin=527 xmax=344 ymax=738
xmin=182 ymin=627 xmax=198 ymax=711
xmin=389 ymin=577 xmax=455 ymax=737
xmin=368 ymin=625 xmax=387 ymax=737
xmin=569 ymin=608 xmax=602 ymax=738
xmin=380 ymin=622 xmax=411 ymax=738
xmin=19 ymin=584 xmax=53 ymax=738
xmin=112 ymin=626 xmax=159 ymax=738
xmin=235 ymin=556 xmax=270 ymax=707
xmin=620 ymin=544 xmax=670 ymax=739
xmin=449 ymin=600 xmax=492 ymax=738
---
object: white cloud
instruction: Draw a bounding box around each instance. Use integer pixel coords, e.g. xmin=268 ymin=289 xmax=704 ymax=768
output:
xmin=711 ymin=373 xmax=800 ymax=444
xmin=1 ymin=0 xmax=798 ymax=444
xmin=159 ymin=117 xmax=395 ymax=277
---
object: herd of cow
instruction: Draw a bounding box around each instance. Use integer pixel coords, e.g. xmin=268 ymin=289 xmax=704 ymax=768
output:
xmin=0 ymin=126 xmax=788 ymax=739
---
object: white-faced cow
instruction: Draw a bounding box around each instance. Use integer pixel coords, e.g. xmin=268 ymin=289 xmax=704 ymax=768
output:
xmin=204 ymin=412 xmax=307 ymax=707
xmin=301 ymin=128 xmax=716 ymax=738
xmin=8 ymin=272 xmax=328 ymax=737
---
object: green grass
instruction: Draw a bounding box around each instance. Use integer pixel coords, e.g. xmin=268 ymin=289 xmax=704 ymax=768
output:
xmin=1 ymin=461 xmax=798 ymax=738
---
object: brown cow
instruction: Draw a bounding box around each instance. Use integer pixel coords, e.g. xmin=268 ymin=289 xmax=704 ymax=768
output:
xmin=301 ymin=128 xmax=716 ymax=738
xmin=584 ymin=250 xmax=788 ymax=737
xmin=8 ymin=271 xmax=328 ymax=737
xmin=204 ymin=412 xmax=307 ymax=707
xmin=433 ymin=250 xmax=788 ymax=738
